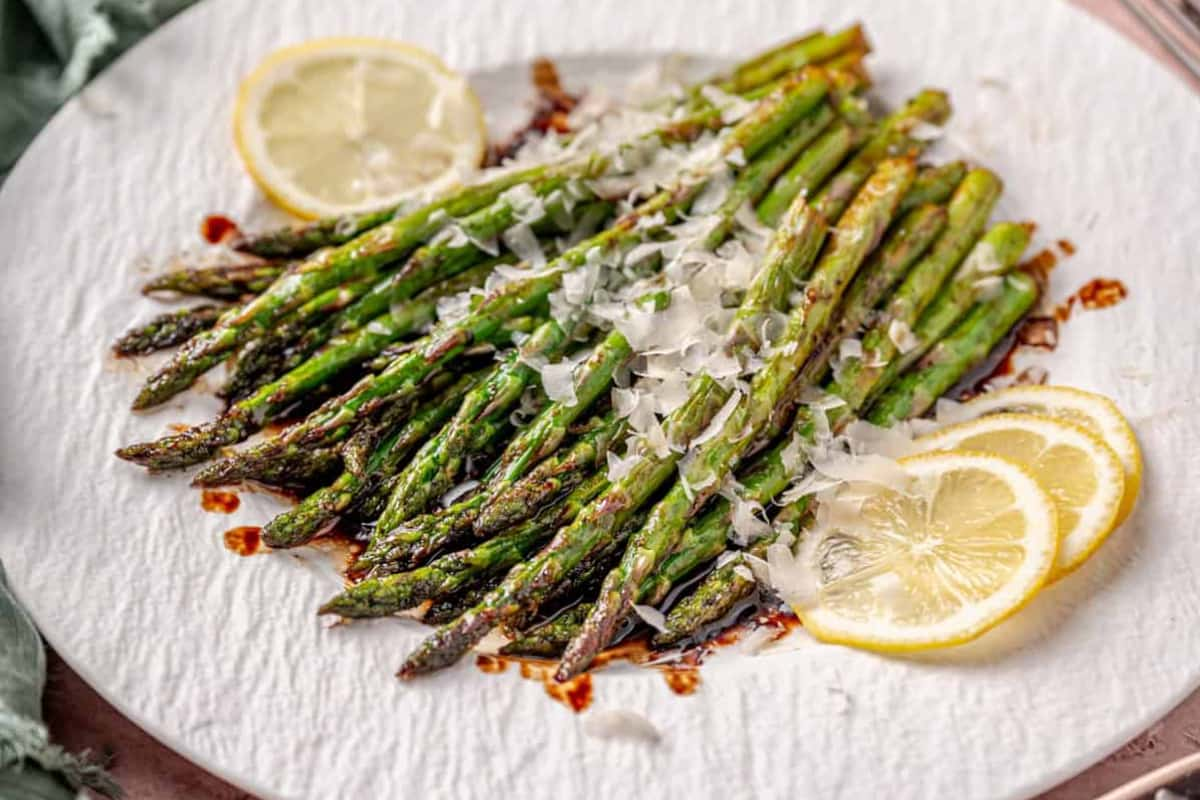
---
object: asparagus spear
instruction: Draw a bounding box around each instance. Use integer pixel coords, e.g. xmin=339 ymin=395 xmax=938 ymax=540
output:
xmin=497 ymin=462 xmax=804 ymax=656
xmin=324 ymin=187 xmax=600 ymax=341
xmin=430 ymin=518 xmax=631 ymax=629
xmin=868 ymin=271 xmax=1040 ymax=424
xmin=556 ymin=157 xmax=917 ymax=679
xmin=116 ymin=289 xmax=450 ymax=470
xmin=797 ymin=202 xmax=950 ymax=387
xmin=898 ymin=161 xmax=967 ymax=215
xmin=727 ymin=201 xmax=828 ymax=351
xmin=423 ymin=580 xmax=500 ymax=626
xmin=501 ymin=602 xmax=595 ymax=658
xmin=481 ymin=328 xmax=632 ymax=492
xmin=254 ymin=372 xmax=483 ymax=545
xmin=232 ymin=207 xmax=413 ymax=259
xmin=372 ymin=320 xmax=571 ymax=532
xmin=199 ymin=445 xmax=343 ymax=490
xmin=112 ymin=304 xmax=225 ymax=356
xmin=141 ymin=261 xmax=285 ymax=299
xmin=864 ymin=220 xmax=1032 ymax=401
xmin=222 ymin=255 xmax=500 ymax=401
xmin=651 ymin=505 xmax=812 ymax=648
xmin=360 ymin=409 xmax=626 ymax=573
xmin=702 ymin=102 xmax=835 ymax=249
xmin=709 ymin=25 xmax=868 ymax=96
xmin=808 ymin=90 xmax=951 ymax=224
xmin=356 ymin=298 xmax=648 ymax=571
xmin=635 ymin=437 xmax=811 ymax=607
xmin=829 ymin=168 xmax=1002 ymax=409
xmin=754 ymin=118 xmax=868 ymax=226
xmin=219 ymin=275 xmax=380 ymax=400
xmin=320 ymin=473 xmax=610 ymax=618
xmin=179 ymin=312 xmax=534 ymax=478
xmin=397 ymin=373 xmax=730 ymax=678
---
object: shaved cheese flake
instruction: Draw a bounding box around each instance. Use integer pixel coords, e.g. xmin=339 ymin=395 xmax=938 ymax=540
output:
xmin=714 ymin=237 xmax=759 ymax=289
xmin=614 ymin=387 xmax=658 ymax=433
xmin=436 ymin=291 xmax=472 ymax=325
xmin=430 ymin=222 xmax=470 ymax=249
xmin=690 ymin=167 xmax=734 ymax=215
xmin=934 ymin=396 xmax=973 ymax=425
xmin=812 ymin=450 xmax=910 ymax=492
xmin=561 ymin=258 xmax=600 ymax=304
xmin=908 ymin=120 xmax=944 ymax=141
xmin=440 ymin=479 xmax=479 ymax=507
xmin=779 ymin=471 xmax=840 ymax=505
xmin=837 ymin=337 xmax=864 ymax=362
xmin=606 ymin=448 xmax=638 ymax=482
xmin=800 ymin=386 xmax=849 ymax=413
xmin=888 ymin=319 xmax=921 ymax=354
xmin=961 ymin=240 xmax=1001 ymax=275
xmin=632 ymin=604 xmax=668 ymax=632
xmin=765 ymin=537 xmax=820 ymax=611
xmin=641 ymin=418 xmax=672 ymax=457
xmin=502 ymin=222 xmax=545 ymax=269
xmin=732 ymin=564 xmax=755 ymax=582
xmin=582 ymin=709 xmax=662 ymax=744
xmin=540 ymin=361 xmax=578 ymax=406
xmin=646 ymin=372 xmax=691 ymax=416
xmin=810 ymin=405 xmax=832 ymax=443
xmin=839 ymin=418 xmax=918 ymax=459
xmin=780 ymin=431 xmax=807 ymax=473
xmin=723 ymin=487 xmax=773 ymax=546
xmin=733 ymin=201 xmax=774 ymax=249
xmin=499 ymin=183 xmax=546 ymax=224
xmin=635 ymin=210 xmax=667 ymax=231
xmin=972 ymin=274 xmax=1005 ymax=300
xmin=689 ymin=389 xmax=741 ymax=446
xmin=699 ymin=84 xmax=755 ymax=123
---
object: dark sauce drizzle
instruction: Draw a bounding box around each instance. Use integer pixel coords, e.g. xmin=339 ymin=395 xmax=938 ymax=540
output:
xmin=200 ymin=214 xmax=241 ymax=245
xmin=200 ymin=489 xmax=240 ymax=514
xmin=223 ymin=526 xmax=261 ymax=556
xmin=486 ymin=58 xmax=580 ymax=165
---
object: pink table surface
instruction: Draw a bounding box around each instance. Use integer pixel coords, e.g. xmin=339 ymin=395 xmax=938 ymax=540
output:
xmin=43 ymin=1 xmax=1199 ymax=797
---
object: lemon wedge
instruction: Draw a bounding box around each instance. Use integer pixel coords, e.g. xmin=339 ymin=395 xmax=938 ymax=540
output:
xmin=791 ymin=452 xmax=1058 ymax=652
xmin=952 ymin=385 xmax=1142 ymax=524
xmin=915 ymin=413 xmax=1125 ymax=579
xmin=234 ymin=37 xmax=486 ymax=219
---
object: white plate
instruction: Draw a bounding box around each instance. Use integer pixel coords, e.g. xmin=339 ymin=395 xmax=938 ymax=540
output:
xmin=2 ymin=1 xmax=1199 ymax=798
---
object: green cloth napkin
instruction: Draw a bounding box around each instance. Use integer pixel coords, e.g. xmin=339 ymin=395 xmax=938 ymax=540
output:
xmin=1 ymin=3 xmax=197 ymax=796
xmin=0 ymin=565 xmax=120 ymax=799
xmin=0 ymin=0 xmax=196 ymax=175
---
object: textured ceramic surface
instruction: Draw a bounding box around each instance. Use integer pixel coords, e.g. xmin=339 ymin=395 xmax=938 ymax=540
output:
xmin=2 ymin=1 xmax=1199 ymax=797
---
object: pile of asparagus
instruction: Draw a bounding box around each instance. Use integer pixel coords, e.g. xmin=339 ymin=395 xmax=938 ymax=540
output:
xmin=115 ymin=24 xmax=1042 ymax=680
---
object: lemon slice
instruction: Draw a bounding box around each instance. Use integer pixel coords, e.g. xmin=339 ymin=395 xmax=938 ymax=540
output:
xmin=952 ymin=385 xmax=1142 ymax=524
xmin=792 ymin=452 xmax=1058 ymax=652
xmin=915 ymin=413 xmax=1125 ymax=579
xmin=234 ymin=37 xmax=486 ymax=219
